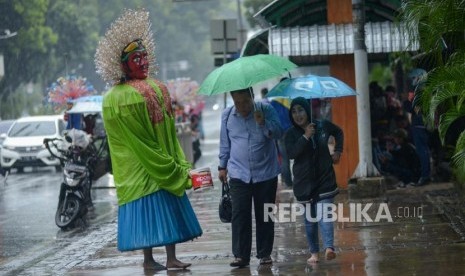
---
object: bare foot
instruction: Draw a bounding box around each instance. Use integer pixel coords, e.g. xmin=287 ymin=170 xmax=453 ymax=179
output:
xmin=166 ymin=259 xmax=191 ymax=270
xmin=307 ymin=253 xmax=319 ymax=264
xmin=325 ymin=248 xmax=336 ymax=260
xmin=143 ymin=260 xmax=166 ymax=271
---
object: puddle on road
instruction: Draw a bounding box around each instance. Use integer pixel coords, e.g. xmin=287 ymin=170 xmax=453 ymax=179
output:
xmin=66 ymin=185 xmax=465 ymax=275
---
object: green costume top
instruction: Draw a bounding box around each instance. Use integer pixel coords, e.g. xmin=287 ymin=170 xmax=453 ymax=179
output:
xmin=102 ymin=78 xmax=192 ymax=206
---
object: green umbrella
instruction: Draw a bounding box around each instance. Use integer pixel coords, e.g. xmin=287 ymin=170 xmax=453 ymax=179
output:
xmin=198 ymin=54 xmax=298 ymax=96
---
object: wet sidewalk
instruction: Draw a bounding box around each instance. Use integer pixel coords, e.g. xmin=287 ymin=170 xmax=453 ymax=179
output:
xmin=67 ymin=177 xmax=465 ymax=275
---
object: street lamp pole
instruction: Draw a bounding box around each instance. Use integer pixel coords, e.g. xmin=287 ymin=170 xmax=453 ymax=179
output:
xmin=173 ymin=0 xmax=245 ymax=57
xmin=351 ymin=0 xmax=379 ymax=178
xmin=236 ymin=0 xmax=244 ymax=48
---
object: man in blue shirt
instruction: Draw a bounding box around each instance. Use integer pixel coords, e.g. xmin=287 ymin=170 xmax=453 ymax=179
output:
xmin=218 ymin=88 xmax=283 ymax=268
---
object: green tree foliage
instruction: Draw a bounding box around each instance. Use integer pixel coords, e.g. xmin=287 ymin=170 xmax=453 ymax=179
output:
xmin=0 ymin=0 xmax=57 ymax=118
xmin=0 ymin=0 xmax=236 ymax=118
xmin=399 ymin=0 xmax=465 ymax=179
xmin=148 ymin=0 xmax=222 ymax=82
xmin=0 ymin=0 xmax=99 ymax=118
xmin=369 ymin=63 xmax=392 ymax=88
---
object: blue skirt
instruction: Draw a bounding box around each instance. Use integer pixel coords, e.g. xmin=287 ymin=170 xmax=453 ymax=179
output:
xmin=117 ymin=190 xmax=202 ymax=251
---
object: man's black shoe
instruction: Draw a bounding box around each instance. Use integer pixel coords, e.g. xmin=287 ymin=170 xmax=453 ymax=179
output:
xmin=418 ymin=177 xmax=431 ymax=185
xmin=259 ymin=256 xmax=273 ymax=265
xmin=230 ymin=258 xmax=249 ymax=268
xmin=410 ymin=177 xmax=431 ymax=187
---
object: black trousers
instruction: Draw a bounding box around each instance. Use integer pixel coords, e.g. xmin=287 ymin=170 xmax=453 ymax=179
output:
xmin=229 ymin=176 xmax=278 ymax=261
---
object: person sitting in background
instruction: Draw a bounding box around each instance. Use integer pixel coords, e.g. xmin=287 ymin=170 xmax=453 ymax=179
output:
xmin=378 ymin=128 xmax=421 ymax=188
xmin=83 ymin=114 xmax=97 ymax=136
xmin=384 ymin=85 xmax=403 ymax=123
xmin=369 ymin=81 xmax=388 ymax=138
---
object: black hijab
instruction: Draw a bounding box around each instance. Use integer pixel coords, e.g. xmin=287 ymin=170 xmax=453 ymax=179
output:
xmin=289 ymin=97 xmax=312 ymax=129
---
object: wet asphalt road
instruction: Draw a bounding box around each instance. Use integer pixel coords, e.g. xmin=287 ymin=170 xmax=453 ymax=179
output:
xmin=0 ymin=168 xmax=118 ymax=275
xmin=63 ymin=185 xmax=465 ymax=276
xmin=1 ymin=105 xmax=465 ymax=275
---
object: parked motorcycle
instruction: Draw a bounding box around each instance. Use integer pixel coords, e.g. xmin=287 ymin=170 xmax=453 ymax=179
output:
xmin=44 ymin=129 xmax=107 ymax=229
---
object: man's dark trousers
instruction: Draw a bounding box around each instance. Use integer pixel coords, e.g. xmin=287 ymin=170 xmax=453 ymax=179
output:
xmin=229 ymin=177 xmax=278 ymax=261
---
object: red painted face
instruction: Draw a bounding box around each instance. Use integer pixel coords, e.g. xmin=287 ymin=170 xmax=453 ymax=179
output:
xmin=124 ymin=50 xmax=149 ymax=80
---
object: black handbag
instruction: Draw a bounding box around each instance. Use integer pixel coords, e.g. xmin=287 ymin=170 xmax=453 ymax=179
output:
xmin=218 ymin=181 xmax=232 ymax=223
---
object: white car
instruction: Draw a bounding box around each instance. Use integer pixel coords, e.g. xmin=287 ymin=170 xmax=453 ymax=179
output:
xmin=0 ymin=115 xmax=66 ymax=173
xmin=0 ymin=120 xmax=15 ymax=143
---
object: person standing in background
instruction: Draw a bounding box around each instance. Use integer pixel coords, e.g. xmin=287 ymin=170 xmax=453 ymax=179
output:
xmin=190 ymin=112 xmax=202 ymax=166
xmin=404 ymin=69 xmax=432 ymax=186
xmin=65 ymin=99 xmax=83 ymax=130
xmin=270 ymin=97 xmax=293 ymax=187
xmin=261 ymin=87 xmax=293 ymax=187
xmin=260 ymin=87 xmax=270 ymax=103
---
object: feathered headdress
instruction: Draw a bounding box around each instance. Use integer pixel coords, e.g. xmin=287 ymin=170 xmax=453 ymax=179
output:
xmin=94 ymin=9 xmax=156 ymax=85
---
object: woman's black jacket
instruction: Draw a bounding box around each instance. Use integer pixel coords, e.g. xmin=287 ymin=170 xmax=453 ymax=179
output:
xmin=285 ymin=119 xmax=343 ymax=202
